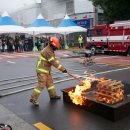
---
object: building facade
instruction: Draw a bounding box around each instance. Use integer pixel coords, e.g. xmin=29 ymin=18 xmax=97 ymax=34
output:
xmin=11 ymin=0 xmax=103 ymax=28
xmin=11 ymin=4 xmax=41 ymax=27
xmin=41 ymin=0 xmax=96 ymax=28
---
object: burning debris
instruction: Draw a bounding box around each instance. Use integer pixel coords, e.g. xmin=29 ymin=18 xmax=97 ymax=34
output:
xmin=68 ymin=76 xmax=124 ymax=106
xmin=96 ymin=78 xmax=124 ymax=104
xmin=68 ymin=78 xmax=92 ymax=106
xmin=62 ymin=76 xmax=129 ymax=121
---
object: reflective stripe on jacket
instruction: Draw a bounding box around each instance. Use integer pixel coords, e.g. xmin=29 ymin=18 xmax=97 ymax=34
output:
xmin=36 ymin=45 xmax=65 ymax=74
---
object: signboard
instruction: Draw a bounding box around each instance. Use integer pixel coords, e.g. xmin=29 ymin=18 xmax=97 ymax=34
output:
xmin=74 ymin=19 xmax=92 ymax=28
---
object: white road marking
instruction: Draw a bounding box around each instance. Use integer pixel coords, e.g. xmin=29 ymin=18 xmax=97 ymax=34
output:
xmin=0 ymin=55 xmax=15 ymax=58
xmin=0 ymin=52 xmax=39 ymax=59
xmin=15 ymin=55 xmax=29 ymax=57
xmin=79 ymin=67 xmax=130 ymax=78
xmin=96 ymin=64 xmax=108 ymax=66
xmin=63 ymin=54 xmax=69 ymax=57
xmin=14 ymin=53 xmax=39 ymax=58
xmin=95 ymin=56 xmax=118 ymax=60
xmin=95 ymin=67 xmax=129 ymax=75
xmin=7 ymin=61 xmax=15 ymax=64
xmin=120 ymin=59 xmax=130 ymax=62
xmin=25 ymin=53 xmax=39 ymax=56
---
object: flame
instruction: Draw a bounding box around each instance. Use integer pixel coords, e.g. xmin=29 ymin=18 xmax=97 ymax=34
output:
xmin=68 ymin=75 xmax=124 ymax=105
xmin=96 ymin=78 xmax=124 ymax=104
xmin=68 ymin=79 xmax=91 ymax=106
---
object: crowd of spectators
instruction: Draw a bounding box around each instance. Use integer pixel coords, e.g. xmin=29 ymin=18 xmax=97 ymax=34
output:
xmin=0 ymin=34 xmax=50 ymax=53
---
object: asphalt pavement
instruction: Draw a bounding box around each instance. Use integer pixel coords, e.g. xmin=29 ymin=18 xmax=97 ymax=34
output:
xmin=0 ymin=51 xmax=130 ymax=130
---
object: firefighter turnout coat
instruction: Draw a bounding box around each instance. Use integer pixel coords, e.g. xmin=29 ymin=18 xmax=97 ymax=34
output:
xmin=31 ymin=45 xmax=65 ymax=101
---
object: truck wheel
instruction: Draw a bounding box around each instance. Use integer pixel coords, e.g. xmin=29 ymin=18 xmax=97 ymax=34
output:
xmin=127 ymin=48 xmax=130 ymax=56
xmin=90 ymin=46 xmax=96 ymax=55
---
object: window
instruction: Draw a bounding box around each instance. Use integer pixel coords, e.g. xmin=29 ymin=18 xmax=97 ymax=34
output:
xmin=96 ymin=29 xmax=102 ymax=36
xmin=87 ymin=29 xmax=94 ymax=37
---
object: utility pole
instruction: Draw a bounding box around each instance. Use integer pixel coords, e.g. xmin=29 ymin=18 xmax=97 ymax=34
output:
xmin=93 ymin=5 xmax=98 ymax=26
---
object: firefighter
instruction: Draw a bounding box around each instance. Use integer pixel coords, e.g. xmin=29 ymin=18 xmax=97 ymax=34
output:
xmin=78 ymin=35 xmax=83 ymax=48
xmin=30 ymin=37 xmax=67 ymax=106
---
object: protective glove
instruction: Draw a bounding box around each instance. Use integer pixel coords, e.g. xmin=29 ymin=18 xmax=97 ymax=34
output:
xmin=62 ymin=69 xmax=67 ymax=73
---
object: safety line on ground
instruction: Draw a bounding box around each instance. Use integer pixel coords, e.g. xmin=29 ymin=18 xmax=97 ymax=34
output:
xmin=80 ymin=67 xmax=130 ymax=78
xmin=34 ymin=122 xmax=52 ymax=130
xmin=0 ymin=55 xmax=15 ymax=58
xmin=96 ymin=62 xmax=130 ymax=67
xmin=0 ymin=81 xmax=37 ymax=91
xmin=0 ymin=66 xmax=88 ymax=82
xmin=95 ymin=63 xmax=108 ymax=66
xmin=0 ymin=77 xmax=36 ymax=86
xmin=0 ymin=75 xmax=64 ymax=91
xmin=0 ymin=70 xmax=94 ymax=92
xmin=94 ymin=56 xmax=119 ymax=60
xmin=7 ymin=61 xmax=15 ymax=64
xmin=0 ymin=74 xmax=71 ymax=91
xmin=0 ymin=75 xmax=36 ymax=82
xmin=0 ymin=74 xmax=89 ymax=97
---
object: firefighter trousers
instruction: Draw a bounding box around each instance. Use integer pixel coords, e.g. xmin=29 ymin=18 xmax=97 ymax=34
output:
xmin=30 ymin=73 xmax=56 ymax=101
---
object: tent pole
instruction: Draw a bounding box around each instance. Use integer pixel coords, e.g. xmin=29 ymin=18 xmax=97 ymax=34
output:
xmin=33 ymin=31 xmax=35 ymax=47
xmin=64 ymin=32 xmax=68 ymax=49
xmin=32 ymin=31 xmax=38 ymax=52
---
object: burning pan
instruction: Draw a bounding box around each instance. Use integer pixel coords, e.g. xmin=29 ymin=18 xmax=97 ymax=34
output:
xmin=61 ymin=84 xmax=130 ymax=121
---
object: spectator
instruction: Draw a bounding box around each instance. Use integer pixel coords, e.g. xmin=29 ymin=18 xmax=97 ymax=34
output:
xmin=19 ymin=39 xmax=24 ymax=52
xmin=78 ymin=35 xmax=84 ymax=48
xmin=0 ymin=38 xmax=2 ymax=52
xmin=24 ymin=38 xmax=29 ymax=51
xmin=60 ymin=37 xmax=64 ymax=49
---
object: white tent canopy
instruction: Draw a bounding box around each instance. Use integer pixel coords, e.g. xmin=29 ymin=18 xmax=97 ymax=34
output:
xmin=26 ymin=14 xmax=56 ymax=34
xmin=56 ymin=15 xmax=87 ymax=34
xmin=0 ymin=11 xmax=26 ymax=33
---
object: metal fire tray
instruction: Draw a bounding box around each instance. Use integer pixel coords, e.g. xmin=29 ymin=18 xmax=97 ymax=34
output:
xmin=61 ymin=84 xmax=130 ymax=121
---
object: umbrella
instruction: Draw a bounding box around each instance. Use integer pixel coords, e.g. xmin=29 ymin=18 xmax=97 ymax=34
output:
xmin=0 ymin=11 xmax=26 ymax=33
xmin=26 ymin=14 xmax=56 ymax=34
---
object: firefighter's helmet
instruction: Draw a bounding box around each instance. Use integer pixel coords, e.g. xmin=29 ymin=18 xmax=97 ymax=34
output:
xmin=50 ymin=37 xmax=60 ymax=48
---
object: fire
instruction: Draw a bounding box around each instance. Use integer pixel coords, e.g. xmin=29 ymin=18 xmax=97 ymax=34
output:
xmin=96 ymin=77 xmax=124 ymax=104
xmin=68 ymin=75 xmax=124 ymax=105
xmin=68 ymin=79 xmax=91 ymax=106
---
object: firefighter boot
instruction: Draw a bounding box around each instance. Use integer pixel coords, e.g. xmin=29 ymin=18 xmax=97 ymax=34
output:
xmin=30 ymin=93 xmax=39 ymax=107
xmin=47 ymin=84 xmax=61 ymax=100
xmin=50 ymin=95 xmax=61 ymax=100
xmin=30 ymin=99 xmax=39 ymax=107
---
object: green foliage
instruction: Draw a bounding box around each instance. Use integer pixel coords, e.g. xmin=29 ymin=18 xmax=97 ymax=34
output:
xmin=92 ymin=0 xmax=130 ymax=23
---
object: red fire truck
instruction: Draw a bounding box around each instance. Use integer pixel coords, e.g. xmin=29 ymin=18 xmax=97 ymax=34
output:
xmin=86 ymin=21 xmax=130 ymax=55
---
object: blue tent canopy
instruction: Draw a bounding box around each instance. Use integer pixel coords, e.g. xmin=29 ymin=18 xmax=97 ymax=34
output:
xmin=57 ymin=15 xmax=86 ymax=33
xmin=0 ymin=12 xmax=18 ymax=26
xmin=58 ymin=15 xmax=78 ymax=27
xmin=30 ymin=14 xmax=52 ymax=27
xmin=58 ymin=19 xmax=77 ymax=27
xmin=27 ymin=14 xmax=56 ymax=34
xmin=0 ymin=12 xmax=26 ymax=33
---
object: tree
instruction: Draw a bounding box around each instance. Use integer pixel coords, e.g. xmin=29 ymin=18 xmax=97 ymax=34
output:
xmin=92 ymin=0 xmax=130 ymax=23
